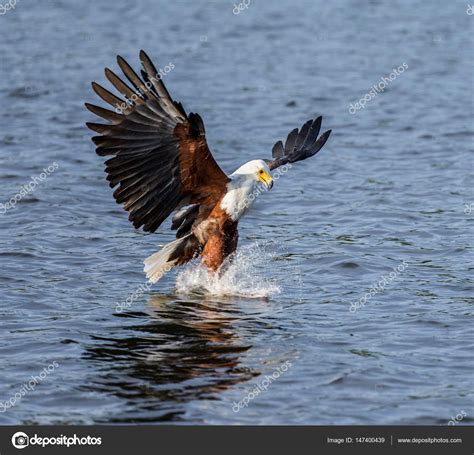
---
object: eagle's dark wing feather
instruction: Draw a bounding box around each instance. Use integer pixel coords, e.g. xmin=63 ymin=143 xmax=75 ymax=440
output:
xmin=85 ymin=50 xmax=229 ymax=233
xmin=267 ymin=116 xmax=331 ymax=170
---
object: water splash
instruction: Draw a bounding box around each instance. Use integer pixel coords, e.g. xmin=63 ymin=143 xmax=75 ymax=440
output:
xmin=175 ymin=241 xmax=283 ymax=298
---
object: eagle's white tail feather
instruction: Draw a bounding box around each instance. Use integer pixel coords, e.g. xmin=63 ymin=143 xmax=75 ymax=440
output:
xmin=144 ymin=236 xmax=190 ymax=284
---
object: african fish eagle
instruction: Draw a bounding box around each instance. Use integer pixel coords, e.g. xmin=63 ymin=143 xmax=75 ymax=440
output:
xmin=85 ymin=51 xmax=331 ymax=283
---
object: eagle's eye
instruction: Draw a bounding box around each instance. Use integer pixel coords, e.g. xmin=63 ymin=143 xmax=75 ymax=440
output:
xmin=259 ymin=169 xmax=264 ymax=174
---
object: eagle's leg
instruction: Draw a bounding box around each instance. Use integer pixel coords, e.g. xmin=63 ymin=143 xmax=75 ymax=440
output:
xmin=201 ymin=221 xmax=239 ymax=275
xmin=217 ymin=228 xmax=239 ymax=277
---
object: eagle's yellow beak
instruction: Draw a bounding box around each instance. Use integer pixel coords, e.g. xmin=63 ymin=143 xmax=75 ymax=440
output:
xmin=258 ymin=170 xmax=273 ymax=190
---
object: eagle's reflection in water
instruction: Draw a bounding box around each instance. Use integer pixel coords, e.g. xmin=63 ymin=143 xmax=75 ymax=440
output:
xmin=83 ymin=294 xmax=258 ymax=423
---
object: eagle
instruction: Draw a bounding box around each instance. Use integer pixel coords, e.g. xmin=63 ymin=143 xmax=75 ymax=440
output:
xmin=85 ymin=51 xmax=331 ymax=284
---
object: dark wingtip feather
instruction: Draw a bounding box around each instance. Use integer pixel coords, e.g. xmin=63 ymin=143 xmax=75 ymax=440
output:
xmin=85 ymin=102 xmax=123 ymax=123
xmin=295 ymin=119 xmax=313 ymax=150
xmin=268 ymin=118 xmax=332 ymax=169
xmin=139 ymin=50 xmax=154 ymax=71
xmin=303 ymin=116 xmax=322 ymax=148
xmin=306 ymin=129 xmax=331 ymax=158
xmin=86 ymin=122 xmax=118 ymax=135
xmin=284 ymin=128 xmax=299 ymax=153
xmin=272 ymin=140 xmax=284 ymax=158
xmin=91 ymin=81 xmax=124 ymax=109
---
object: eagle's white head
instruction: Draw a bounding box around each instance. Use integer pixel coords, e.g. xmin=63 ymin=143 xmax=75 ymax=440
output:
xmin=221 ymin=159 xmax=274 ymax=220
xmin=231 ymin=159 xmax=273 ymax=188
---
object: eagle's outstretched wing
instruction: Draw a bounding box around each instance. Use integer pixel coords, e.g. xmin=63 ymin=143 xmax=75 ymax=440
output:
xmin=85 ymin=50 xmax=229 ymax=233
xmin=267 ymin=117 xmax=331 ymax=170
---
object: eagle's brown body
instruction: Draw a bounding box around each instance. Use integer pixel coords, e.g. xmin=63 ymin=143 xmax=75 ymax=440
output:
xmin=86 ymin=51 xmax=331 ymax=283
xmin=199 ymin=204 xmax=238 ymax=271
